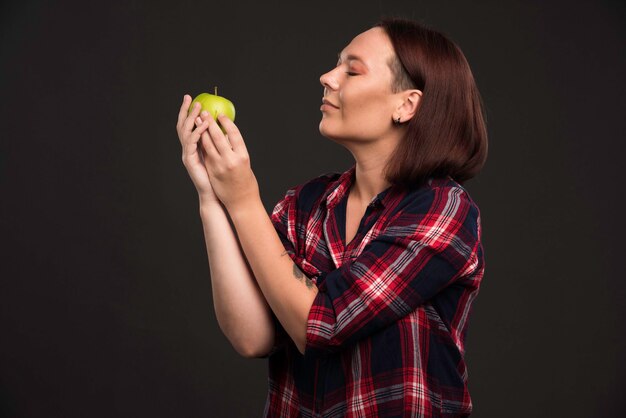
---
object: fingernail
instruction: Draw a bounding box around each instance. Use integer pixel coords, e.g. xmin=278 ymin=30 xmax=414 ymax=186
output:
xmin=201 ymin=111 xmax=208 ymax=117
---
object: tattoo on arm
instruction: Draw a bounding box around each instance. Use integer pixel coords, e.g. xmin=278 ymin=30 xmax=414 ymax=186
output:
xmin=280 ymin=249 xmax=315 ymax=289
xmin=292 ymin=263 xmax=315 ymax=289
xmin=292 ymin=263 xmax=304 ymax=278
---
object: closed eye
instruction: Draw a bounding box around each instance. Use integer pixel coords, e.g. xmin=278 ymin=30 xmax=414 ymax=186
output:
xmin=346 ymin=72 xmax=358 ymax=76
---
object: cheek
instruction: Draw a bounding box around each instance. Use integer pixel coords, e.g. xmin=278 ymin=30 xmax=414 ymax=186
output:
xmin=342 ymin=89 xmax=390 ymax=124
xmin=336 ymin=88 xmax=394 ymax=138
xmin=344 ymin=80 xmax=388 ymax=108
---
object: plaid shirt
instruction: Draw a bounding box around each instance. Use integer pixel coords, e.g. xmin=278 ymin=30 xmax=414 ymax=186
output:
xmin=262 ymin=164 xmax=484 ymax=417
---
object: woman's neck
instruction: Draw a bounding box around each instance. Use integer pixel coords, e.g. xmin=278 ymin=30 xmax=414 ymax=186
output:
xmin=350 ymin=161 xmax=392 ymax=205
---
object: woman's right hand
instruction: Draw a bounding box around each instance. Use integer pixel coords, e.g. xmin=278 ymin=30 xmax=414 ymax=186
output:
xmin=176 ymin=95 xmax=219 ymax=203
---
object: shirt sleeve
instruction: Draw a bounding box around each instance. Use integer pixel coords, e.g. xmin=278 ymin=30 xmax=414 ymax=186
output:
xmin=304 ymin=185 xmax=483 ymax=357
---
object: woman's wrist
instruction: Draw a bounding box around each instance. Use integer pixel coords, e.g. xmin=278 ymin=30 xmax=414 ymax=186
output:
xmin=198 ymin=194 xmax=224 ymax=211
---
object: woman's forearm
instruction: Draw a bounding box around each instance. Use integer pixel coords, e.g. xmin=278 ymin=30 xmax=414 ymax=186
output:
xmin=198 ymin=199 xmax=275 ymax=357
xmin=226 ymin=198 xmax=319 ymax=356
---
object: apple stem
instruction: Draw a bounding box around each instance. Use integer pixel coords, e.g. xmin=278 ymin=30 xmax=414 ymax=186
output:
xmin=214 ymin=86 xmax=217 ymax=96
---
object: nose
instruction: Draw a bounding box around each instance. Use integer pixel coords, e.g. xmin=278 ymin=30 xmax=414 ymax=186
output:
xmin=320 ymin=68 xmax=339 ymax=91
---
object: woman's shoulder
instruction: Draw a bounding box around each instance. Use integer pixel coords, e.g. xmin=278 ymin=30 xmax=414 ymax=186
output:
xmin=284 ymin=171 xmax=343 ymax=199
xmin=304 ymin=171 xmax=343 ymax=193
xmin=400 ymin=176 xmax=481 ymax=226
xmin=419 ymin=176 xmax=483 ymax=237
xmin=422 ymin=176 xmax=479 ymax=206
xmin=274 ymin=171 xmax=342 ymax=213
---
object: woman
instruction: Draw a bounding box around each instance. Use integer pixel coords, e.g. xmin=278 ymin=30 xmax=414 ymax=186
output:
xmin=176 ymin=17 xmax=487 ymax=418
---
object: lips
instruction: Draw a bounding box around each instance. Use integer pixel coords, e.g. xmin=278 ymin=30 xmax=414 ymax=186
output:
xmin=322 ymin=98 xmax=339 ymax=109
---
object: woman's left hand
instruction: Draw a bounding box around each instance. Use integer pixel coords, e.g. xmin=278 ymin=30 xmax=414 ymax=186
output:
xmin=195 ymin=110 xmax=260 ymax=211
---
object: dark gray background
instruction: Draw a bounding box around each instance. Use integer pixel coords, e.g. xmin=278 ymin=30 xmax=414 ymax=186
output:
xmin=1 ymin=0 xmax=624 ymax=417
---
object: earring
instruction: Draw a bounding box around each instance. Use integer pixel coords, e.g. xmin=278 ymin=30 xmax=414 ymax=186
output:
xmin=394 ymin=116 xmax=401 ymax=124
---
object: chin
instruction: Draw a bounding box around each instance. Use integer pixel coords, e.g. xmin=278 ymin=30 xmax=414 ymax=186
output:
xmin=319 ymin=127 xmax=350 ymax=147
xmin=319 ymin=119 xmax=340 ymax=139
xmin=319 ymin=126 xmax=336 ymax=141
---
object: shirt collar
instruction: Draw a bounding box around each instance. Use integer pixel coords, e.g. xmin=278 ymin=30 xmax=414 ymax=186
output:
xmin=324 ymin=164 xmax=394 ymax=210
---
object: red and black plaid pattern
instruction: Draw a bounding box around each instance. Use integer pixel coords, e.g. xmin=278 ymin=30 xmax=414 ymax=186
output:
xmin=262 ymin=164 xmax=484 ymax=418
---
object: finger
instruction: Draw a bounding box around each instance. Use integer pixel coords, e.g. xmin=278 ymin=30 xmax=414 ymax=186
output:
xmin=217 ymin=114 xmax=247 ymax=155
xmin=203 ymin=111 xmax=233 ymax=156
xmin=199 ymin=113 xmax=233 ymax=151
xmin=200 ymin=128 xmax=220 ymax=162
xmin=183 ymin=102 xmax=203 ymax=134
xmin=184 ymin=116 xmax=210 ymax=153
xmin=176 ymin=94 xmax=192 ymax=132
xmin=193 ymin=115 xmax=210 ymax=135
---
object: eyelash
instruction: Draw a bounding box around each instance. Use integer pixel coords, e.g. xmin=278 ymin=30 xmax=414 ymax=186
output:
xmin=345 ymin=72 xmax=358 ymax=76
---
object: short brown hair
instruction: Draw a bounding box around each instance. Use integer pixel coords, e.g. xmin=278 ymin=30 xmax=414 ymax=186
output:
xmin=375 ymin=17 xmax=489 ymax=188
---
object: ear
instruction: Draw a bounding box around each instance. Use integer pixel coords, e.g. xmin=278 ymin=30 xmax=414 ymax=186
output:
xmin=396 ymin=89 xmax=423 ymax=120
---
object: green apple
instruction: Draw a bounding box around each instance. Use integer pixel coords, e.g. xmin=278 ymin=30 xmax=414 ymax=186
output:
xmin=188 ymin=87 xmax=236 ymax=133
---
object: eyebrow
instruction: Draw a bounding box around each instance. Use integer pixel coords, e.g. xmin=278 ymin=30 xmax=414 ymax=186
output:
xmin=337 ymin=52 xmax=366 ymax=65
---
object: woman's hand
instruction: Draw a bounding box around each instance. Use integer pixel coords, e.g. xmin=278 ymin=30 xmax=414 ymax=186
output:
xmin=176 ymin=95 xmax=219 ymax=203
xmin=196 ymin=108 xmax=260 ymax=212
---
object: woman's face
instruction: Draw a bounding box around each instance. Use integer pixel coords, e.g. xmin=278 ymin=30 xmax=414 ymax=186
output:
xmin=319 ymin=27 xmax=400 ymax=143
